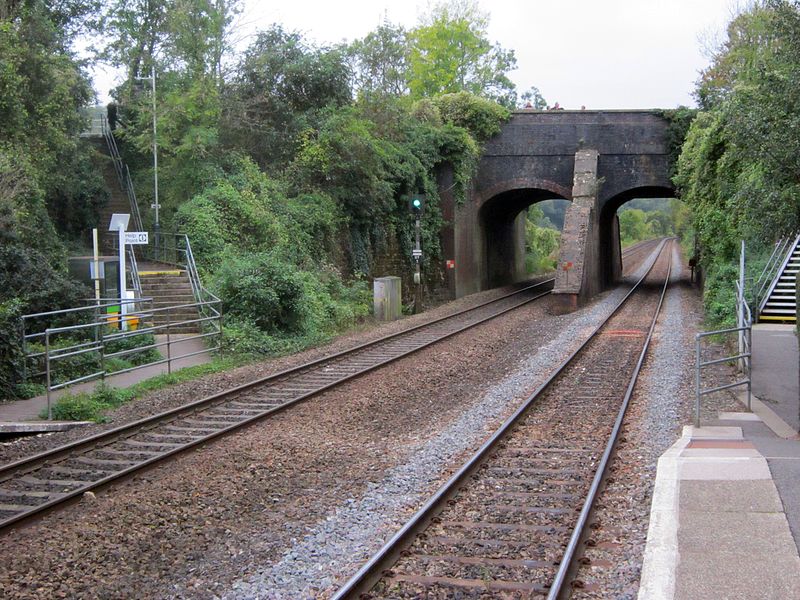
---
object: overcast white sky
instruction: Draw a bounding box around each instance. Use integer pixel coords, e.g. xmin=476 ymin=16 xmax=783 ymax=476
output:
xmin=93 ymin=0 xmax=739 ymax=108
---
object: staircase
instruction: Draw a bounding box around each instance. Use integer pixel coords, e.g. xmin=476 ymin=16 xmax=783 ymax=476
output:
xmin=759 ymin=235 xmax=800 ymax=323
xmin=94 ymin=139 xmax=133 ymax=253
xmin=139 ymin=265 xmax=201 ymax=333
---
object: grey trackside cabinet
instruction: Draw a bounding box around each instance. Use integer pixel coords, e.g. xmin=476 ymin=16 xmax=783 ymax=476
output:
xmin=374 ymin=276 xmax=402 ymax=321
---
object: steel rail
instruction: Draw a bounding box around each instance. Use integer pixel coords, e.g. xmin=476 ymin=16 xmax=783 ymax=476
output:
xmin=332 ymin=238 xmax=672 ymax=599
xmin=0 ymin=279 xmax=554 ymax=532
xmin=546 ymin=240 xmax=673 ymax=599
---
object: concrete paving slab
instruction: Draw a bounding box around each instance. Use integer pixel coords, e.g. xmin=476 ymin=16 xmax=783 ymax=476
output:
xmin=677 ymin=457 xmax=772 ymax=480
xmin=678 ymin=511 xmax=798 ymax=555
xmin=679 ymin=480 xmax=783 ymax=513
xmin=0 ymin=421 xmax=93 ymax=433
xmin=675 ymin=549 xmax=800 ymax=600
xmin=638 ymin=436 xmax=688 ymax=600
xmin=751 ymin=324 xmax=799 ymax=433
xmin=718 ymin=411 xmax=761 ymax=421
xmin=680 ymin=448 xmax=762 ymax=459
xmin=749 ymin=436 xmax=800 ymax=553
xmin=686 ymin=439 xmax=754 ymax=449
xmin=738 ymin=392 xmax=799 ymax=439
xmin=682 ymin=425 xmax=742 ymax=439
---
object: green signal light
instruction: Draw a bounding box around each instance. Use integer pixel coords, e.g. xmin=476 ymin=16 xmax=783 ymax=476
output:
xmin=409 ymin=193 xmax=424 ymax=215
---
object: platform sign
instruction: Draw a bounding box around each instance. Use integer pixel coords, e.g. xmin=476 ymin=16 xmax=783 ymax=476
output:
xmin=124 ymin=231 xmax=149 ymax=245
xmin=412 ymin=249 xmax=422 ymax=258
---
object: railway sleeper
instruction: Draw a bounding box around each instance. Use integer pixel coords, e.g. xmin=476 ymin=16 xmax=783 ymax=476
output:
xmin=381 ymin=573 xmax=548 ymax=595
xmin=394 ymin=556 xmax=554 ymax=585
xmin=17 ymin=476 xmax=91 ymax=489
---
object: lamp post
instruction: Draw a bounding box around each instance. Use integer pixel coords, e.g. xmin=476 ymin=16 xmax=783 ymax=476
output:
xmin=136 ymin=65 xmax=159 ymax=257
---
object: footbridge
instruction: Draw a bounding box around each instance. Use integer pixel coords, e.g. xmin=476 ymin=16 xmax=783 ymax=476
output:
xmin=438 ymin=110 xmax=675 ymax=309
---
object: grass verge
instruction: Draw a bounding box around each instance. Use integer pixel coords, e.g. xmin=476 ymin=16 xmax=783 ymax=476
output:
xmin=42 ymin=356 xmax=249 ymax=423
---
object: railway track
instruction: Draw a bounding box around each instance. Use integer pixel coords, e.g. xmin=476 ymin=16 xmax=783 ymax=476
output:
xmin=620 ymin=238 xmax=662 ymax=270
xmin=333 ymin=239 xmax=674 ymax=599
xmin=0 ymin=279 xmax=556 ymax=532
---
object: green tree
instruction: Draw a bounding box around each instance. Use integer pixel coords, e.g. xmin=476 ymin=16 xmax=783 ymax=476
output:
xmin=520 ymin=86 xmax=547 ymax=109
xmin=678 ymin=0 xmax=800 ymax=272
xmin=348 ymin=22 xmax=409 ymax=99
xmin=222 ymin=25 xmax=351 ymax=169
xmin=525 ymin=204 xmax=560 ymax=273
xmin=408 ymin=0 xmax=517 ymax=105
xmin=619 ymin=209 xmax=652 ymax=245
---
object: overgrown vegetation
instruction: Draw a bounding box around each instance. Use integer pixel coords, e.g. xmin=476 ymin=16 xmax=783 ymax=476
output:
xmin=525 ymin=204 xmax=561 ymax=274
xmin=618 ymin=199 xmax=690 ymax=247
xmin=98 ymin=0 xmax=518 ymax=358
xmin=675 ymin=0 xmax=800 ymax=325
xmin=1 ymin=0 xmax=526 ymax=399
xmin=45 ymin=356 xmax=246 ymax=421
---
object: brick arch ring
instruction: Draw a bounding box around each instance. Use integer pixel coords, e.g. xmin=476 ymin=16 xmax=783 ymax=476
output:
xmin=474 ymin=177 xmax=573 ymax=209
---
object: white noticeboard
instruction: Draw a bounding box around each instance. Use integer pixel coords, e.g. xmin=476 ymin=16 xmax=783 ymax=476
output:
xmin=124 ymin=231 xmax=149 ymax=245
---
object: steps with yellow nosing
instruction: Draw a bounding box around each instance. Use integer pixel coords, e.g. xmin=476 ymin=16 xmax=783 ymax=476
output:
xmin=759 ymin=235 xmax=799 ymax=323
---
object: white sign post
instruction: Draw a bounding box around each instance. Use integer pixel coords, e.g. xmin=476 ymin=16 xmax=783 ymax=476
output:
xmin=109 ymin=214 xmax=130 ymax=330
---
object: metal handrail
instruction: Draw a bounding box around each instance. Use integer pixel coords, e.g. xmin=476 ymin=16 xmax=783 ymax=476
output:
xmin=127 ymin=245 xmax=142 ymax=300
xmin=100 ymin=116 xmax=144 ymax=233
xmin=147 ymin=231 xmax=221 ymax=315
xmin=40 ymin=297 xmax=223 ymax=418
xmin=695 ymin=244 xmax=753 ymax=427
xmin=754 ymin=238 xmax=787 ymax=305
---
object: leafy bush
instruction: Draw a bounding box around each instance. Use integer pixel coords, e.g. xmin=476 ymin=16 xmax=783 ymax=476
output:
xmin=431 ymin=92 xmax=511 ymax=142
xmin=214 ymin=251 xmax=309 ymax=334
xmin=105 ymin=332 xmax=160 ymax=367
xmin=47 ymin=391 xmax=106 ymax=422
xmin=0 ymin=300 xmax=23 ymax=398
xmin=703 ymin=261 xmax=739 ymax=327
xmin=525 ymin=207 xmax=560 ymax=274
xmin=13 ymin=381 xmax=45 ymax=399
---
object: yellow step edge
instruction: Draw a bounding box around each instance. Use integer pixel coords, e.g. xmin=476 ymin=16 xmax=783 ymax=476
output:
xmin=139 ymin=270 xmax=184 ymax=276
xmin=759 ymin=315 xmax=797 ymax=322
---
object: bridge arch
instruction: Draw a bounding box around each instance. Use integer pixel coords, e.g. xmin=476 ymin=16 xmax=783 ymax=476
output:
xmin=598 ymin=185 xmax=678 ymax=287
xmin=479 ymin=186 xmax=569 ymax=288
xmin=442 ymin=110 xmax=674 ymax=301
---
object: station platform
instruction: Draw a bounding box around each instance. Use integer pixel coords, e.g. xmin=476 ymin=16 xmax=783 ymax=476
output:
xmin=639 ymin=324 xmax=800 ymax=599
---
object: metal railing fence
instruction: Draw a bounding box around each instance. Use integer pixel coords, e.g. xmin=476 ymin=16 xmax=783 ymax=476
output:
xmin=36 ymin=297 xmax=222 ymax=419
xmin=695 ymin=243 xmax=752 ymax=427
xmin=755 ymin=233 xmax=800 ymax=315
xmin=146 ymin=231 xmax=221 ymax=320
xmin=21 ymin=296 xmax=222 ymax=418
xmin=101 ymin=115 xmax=144 ymax=233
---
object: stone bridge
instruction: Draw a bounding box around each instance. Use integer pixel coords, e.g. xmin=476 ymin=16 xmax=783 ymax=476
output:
xmin=437 ymin=110 xmax=675 ymax=308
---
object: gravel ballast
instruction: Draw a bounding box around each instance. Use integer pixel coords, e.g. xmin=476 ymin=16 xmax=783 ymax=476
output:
xmin=224 ymin=262 xmax=651 ymax=599
xmin=0 ymin=245 xmax=727 ymax=599
xmin=571 ymin=242 xmax=742 ymax=598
